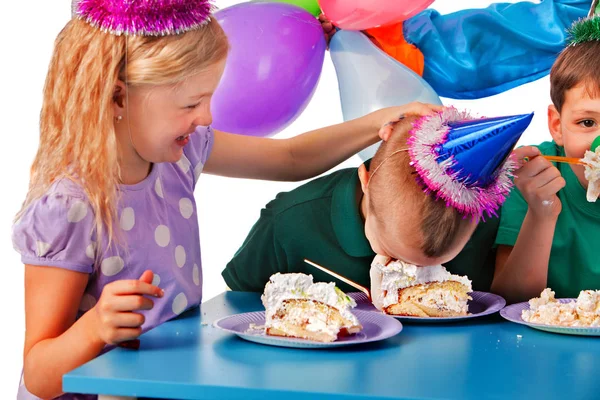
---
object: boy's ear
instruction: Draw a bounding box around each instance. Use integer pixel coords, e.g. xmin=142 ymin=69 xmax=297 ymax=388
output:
xmin=357 ymin=163 xmax=370 ymax=193
xmin=548 ymin=104 xmax=564 ymax=146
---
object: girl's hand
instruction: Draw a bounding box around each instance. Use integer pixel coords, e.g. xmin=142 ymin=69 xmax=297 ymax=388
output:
xmin=91 ymin=270 xmax=163 ymax=345
xmin=512 ymin=146 xmax=565 ymax=220
xmin=374 ymin=102 xmax=444 ymax=141
xmin=318 ymin=14 xmax=335 ymax=47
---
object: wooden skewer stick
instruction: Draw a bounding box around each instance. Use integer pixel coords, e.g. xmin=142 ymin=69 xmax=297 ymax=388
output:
xmin=304 ymin=259 xmax=371 ymax=301
xmin=541 ymin=155 xmax=588 ymax=166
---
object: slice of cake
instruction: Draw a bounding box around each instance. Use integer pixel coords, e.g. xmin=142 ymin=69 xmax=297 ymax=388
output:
xmin=261 ymin=273 xmax=362 ymax=342
xmin=522 ymin=288 xmax=600 ymax=327
xmin=582 ymin=146 xmax=600 ymax=202
xmin=370 ymin=258 xmax=473 ymax=317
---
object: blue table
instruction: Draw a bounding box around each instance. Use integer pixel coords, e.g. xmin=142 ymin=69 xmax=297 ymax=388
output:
xmin=64 ymin=292 xmax=599 ymax=400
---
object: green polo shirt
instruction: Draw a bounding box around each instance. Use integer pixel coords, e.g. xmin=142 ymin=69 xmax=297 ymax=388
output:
xmin=222 ymin=164 xmax=501 ymax=292
xmin=495 ymin=141 xmax=600 ymax=298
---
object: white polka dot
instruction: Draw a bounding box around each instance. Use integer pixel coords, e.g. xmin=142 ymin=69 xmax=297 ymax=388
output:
xmin=67 ymin=201 xmax=88 ymax=223
xmin=175 ymin=246 xmax=186 ymax=268
xmin=155 ymin=178 xmax=164 ymax=198
xmin=36 ymin=241 xmax=51 ymax=257
xmin=120 ymin=207 xmax=135 ymax=231
xmin=177 ymin=156 xmax=191 ymax=173
xmin=86 ymin=242 xmax=97 ymax=259
xmin=154 ymin=225 xmax=170 ymax=247
xmin=79 ymin=293 xmax=97 ymax=311
xmin=193 ymin=264 xmax=200 ymax=286
xmin=172 ymin=292 xmax=188 ymax=315
xmin=194 ymin=162 xmax=204 ymax=182
xmin=101 ymin=256 xmax=125 ymax=276
xmin=179 ymin=198 xmax=194 ymax=219
xmin=152 ymin=273 xmax=161 ymax=287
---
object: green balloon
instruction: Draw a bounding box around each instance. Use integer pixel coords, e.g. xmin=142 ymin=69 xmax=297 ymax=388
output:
xmin=591 ymin=136 xmax=600 ymax=152
xmin=256 ymin=0 xmax=321 ymax=17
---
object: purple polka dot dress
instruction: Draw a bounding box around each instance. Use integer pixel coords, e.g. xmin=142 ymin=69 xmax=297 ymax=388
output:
xmin=12 ymin=126 xmax=214 ymax=400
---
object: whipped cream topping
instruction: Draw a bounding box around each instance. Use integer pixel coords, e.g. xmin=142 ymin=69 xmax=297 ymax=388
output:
xmin=577 ymin=290 xmax=600 ymax=314
xmin=522 ymin=288 xmax=600 ymax=327
xmin=261 ymin=273 xmax=359 ymax=326
xmin=582 ymin=147 xmax=600 ymax=202
xmin=370 ymin=259 xmax=472 ymax=309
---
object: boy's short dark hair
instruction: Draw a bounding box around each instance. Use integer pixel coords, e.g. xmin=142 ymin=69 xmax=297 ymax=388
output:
xmin=550 ymin=41 xmax=600 ymax=112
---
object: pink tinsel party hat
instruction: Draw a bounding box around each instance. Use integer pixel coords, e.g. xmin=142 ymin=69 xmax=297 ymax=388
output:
xmin=408 ymin=107 xmax=534 ymax=219
xmin=74 ymin=0 xmax=213 ymax=36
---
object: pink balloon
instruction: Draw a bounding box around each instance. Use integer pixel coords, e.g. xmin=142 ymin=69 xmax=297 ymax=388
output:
xmin=320 ymin=0 xmax=435 ymax=31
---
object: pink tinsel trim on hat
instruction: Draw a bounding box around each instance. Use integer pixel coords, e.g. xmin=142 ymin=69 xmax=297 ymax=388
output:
xmin=75 ymin=0 xmax=214 ymax=36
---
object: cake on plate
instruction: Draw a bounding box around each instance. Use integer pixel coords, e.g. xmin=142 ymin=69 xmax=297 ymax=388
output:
xmin=370 ymin=258 xmax=472 ymax=317
xmin=521 ymin=288 xmax=600 ymax=327
xmin=261 ymin=273 xmax=363 ymax=342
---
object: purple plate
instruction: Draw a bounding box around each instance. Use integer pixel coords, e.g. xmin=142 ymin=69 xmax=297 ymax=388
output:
xmin=501 ymin=299 xmax=600 ymax=336
xmin=349 ymin=291 xmax=506 ymax=323
xmin=213 ymin=309 xmax=403 ymax=348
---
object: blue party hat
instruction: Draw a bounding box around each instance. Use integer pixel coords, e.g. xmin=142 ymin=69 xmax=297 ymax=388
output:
xmin=408 ymin=108 xmax=534 ymax=218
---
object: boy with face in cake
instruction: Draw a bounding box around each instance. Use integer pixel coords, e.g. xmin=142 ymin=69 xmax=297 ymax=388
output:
xmin=223 ymin=109 xmax=533 ymax=293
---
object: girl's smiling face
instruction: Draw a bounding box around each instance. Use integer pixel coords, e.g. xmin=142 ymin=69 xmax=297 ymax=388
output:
xmin=114 ymin=59 xmax=226 ymax=170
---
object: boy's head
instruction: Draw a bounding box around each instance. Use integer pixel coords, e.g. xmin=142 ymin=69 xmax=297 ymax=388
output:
xmin=357 ymin=120 xmax=478 ymax=266
xmin=549 ymin=22 xmax=600 ymax=187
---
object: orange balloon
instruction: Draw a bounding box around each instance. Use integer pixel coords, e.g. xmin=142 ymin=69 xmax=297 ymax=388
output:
xmin=364 ymin=22 xmax=424 ymax=77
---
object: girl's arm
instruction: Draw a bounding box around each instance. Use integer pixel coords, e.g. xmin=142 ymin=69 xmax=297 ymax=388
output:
xmin=23 ymin=266 xmax=161 ymax=399
xmin=23 ymin=265 xmax=104 ymax=399
xmin=204 ymin=102 xmax=441 ymax=181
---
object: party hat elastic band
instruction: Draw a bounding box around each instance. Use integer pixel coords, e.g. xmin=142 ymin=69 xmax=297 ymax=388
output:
xmin=590 ymin=0 xmax=599 ymax=18
xmin=74 ymin=0 xmax=213 ymax=36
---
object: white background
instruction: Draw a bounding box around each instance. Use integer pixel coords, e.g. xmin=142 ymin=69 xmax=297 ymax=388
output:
xmin=0 ymin=0 xmax=553 ymax=398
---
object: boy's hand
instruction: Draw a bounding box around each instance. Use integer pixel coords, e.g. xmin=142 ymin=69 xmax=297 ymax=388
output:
xmin=512 ymin=146 xmax=565 ymax=220
xmin=319 ymin=14 xmax=335 ymax=48
xmin=375 ymin=102 xmax=444 ymax=141
xmin=90 ymin=270 xmax=163 ymax=346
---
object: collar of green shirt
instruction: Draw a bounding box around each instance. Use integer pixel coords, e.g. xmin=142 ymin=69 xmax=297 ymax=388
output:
xmin=330 ymin=161 xmax=374 ymax=258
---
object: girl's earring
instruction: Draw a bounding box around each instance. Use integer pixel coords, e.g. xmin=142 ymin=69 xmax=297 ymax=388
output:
xmin=115 ymin=115 xmax=123 ymax=123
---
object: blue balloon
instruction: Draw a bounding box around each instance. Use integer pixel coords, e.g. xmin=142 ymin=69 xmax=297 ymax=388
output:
xmin=329 ymin=29 xmax=442 ymax=161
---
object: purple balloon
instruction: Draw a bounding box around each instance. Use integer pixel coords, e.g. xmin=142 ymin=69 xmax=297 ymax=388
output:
xmin=212 ymin=2 xmax=326 ymax=137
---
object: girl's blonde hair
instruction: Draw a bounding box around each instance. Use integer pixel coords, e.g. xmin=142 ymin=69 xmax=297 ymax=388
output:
xmin=17 ymin=17 xmax=228 ymax=250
